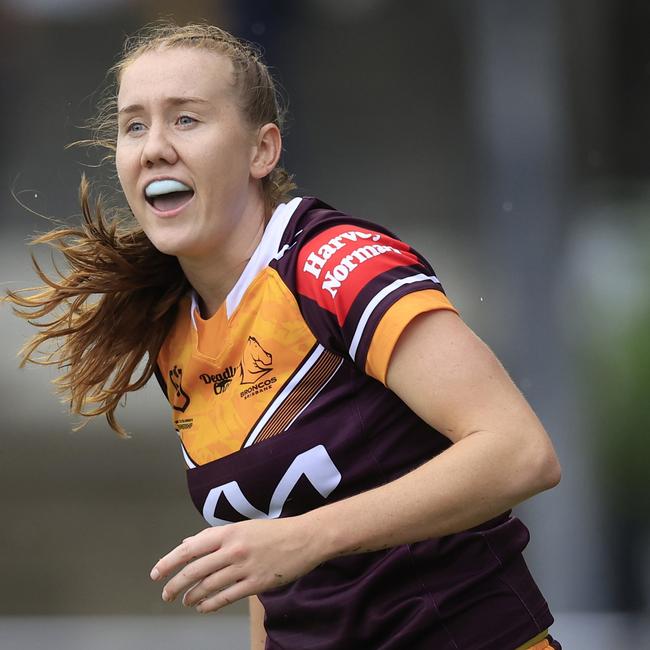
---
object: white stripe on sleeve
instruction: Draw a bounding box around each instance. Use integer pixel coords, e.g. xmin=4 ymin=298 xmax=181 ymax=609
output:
xmin=348 ymin=273 xmax=440 ymax=362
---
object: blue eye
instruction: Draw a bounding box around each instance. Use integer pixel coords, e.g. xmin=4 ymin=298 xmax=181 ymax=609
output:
xmin=126 ymin=122 xmax=145 ymax=134
xmin=177 ymin=115 xmax=196 ymax=126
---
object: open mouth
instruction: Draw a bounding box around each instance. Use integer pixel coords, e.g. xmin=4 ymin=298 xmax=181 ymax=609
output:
xmin=145 ymin=179 xmax=195 ymax=213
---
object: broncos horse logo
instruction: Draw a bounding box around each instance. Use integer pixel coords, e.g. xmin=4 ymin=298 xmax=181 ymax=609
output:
xmin=240 ymin=336 xmax=273 ymax=385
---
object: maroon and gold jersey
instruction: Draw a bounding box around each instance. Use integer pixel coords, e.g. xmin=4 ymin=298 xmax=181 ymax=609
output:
xmin=156 ymin=198 xmax=557 ymax=650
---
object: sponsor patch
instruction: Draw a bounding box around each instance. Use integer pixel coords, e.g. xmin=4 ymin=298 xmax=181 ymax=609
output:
xmin=240 ymin=336 xmax=273 ymax=385
xmin=297 ymin=225 xmax=419 ymax=324
xmin=200 ymin=366 xmax=238 ymax=396
xmin=169 ymin=365 xmax=190 ymax=412
xmin=175 ymin=418 xmax=193 ymax=431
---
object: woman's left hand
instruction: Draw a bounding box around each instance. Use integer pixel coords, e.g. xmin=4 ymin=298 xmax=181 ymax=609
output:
xmin=150 ymin=517 xmax=323 ymax=613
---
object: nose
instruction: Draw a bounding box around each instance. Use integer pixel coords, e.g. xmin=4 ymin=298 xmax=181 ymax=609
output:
xmin=140 ymin=124 xmax=178 ymax=168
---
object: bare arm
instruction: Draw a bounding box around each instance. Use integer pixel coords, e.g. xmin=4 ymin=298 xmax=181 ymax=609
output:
xmin=249 ymin=596 xmax=266 ymax=650
xmin=303 ymin=310 xmax=561 ymax=555
xmin=151 ymin=310 xmax=561 ymax=611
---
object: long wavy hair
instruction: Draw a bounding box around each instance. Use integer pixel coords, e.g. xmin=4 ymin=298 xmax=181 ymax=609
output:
xmin=5 ymin=22 xmax=296 ymax=435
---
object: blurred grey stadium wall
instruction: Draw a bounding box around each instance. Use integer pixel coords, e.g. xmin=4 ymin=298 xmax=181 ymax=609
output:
xmin=1 ymin=0 xmax=649 ymax=644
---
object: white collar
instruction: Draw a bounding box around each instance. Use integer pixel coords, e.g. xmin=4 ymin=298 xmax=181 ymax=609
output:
xmin=191 ymin=196 xmax=303 ymax=327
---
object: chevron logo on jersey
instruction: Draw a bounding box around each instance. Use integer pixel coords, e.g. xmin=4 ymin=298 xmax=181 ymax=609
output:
xmin=202 ymin=445 xmax=342 ymax=526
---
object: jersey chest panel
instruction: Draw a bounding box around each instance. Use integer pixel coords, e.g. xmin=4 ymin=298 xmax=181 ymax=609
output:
xmin=160 ymin=268 xmax=317 ymax=466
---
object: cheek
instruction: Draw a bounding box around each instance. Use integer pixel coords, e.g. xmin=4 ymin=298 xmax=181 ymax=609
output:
xmin=200 ymin=150 xmax=247 ymax=192
xmin=115 ymin=155 xmax=126 ymax=190
xmin=115 ymin=146 xmax=135 ymax=194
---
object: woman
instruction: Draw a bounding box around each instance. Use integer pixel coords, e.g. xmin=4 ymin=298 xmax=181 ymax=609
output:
xmin=7 ymin=22 xmax=562 ymax=650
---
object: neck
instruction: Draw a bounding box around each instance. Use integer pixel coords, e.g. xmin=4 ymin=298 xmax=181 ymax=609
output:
xmin=179 ymin=195 xmax=268 ymax=318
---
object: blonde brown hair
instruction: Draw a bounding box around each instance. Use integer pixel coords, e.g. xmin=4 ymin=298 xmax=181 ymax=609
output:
xmin=5 ymin=21 xmax=296 ymax=435
xmin=95 ymin=21 xmax=295 ymax=213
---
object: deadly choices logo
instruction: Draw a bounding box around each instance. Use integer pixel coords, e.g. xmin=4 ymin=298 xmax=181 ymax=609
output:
xmin=200 ymin=337 xmax=276 ymax=398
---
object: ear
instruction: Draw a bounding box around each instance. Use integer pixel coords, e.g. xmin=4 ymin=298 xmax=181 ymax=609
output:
xmin=250 ymin=123 xmax=282 ymax=180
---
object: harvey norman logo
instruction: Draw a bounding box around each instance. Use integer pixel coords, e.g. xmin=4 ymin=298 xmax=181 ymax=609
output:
xmin=302 ymin=230 xmax=403 ymax=298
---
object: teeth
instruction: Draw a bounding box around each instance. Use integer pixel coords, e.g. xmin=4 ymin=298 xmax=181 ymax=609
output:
xmin=145 ymin=179 xmax=192 ymax=198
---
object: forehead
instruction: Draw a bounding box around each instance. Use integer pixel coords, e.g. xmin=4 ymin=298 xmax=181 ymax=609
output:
xmin=117 ymin=47 xmax=236 ymax=107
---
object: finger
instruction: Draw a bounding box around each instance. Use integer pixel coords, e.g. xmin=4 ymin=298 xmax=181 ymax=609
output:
xmin=162 ymin=552 xmax=230 ymax=603
xmin=182 ymin=528 xmax=215 ymax=544
xmin=195 ymin=579 xmax=255 ymax=614
xmin=151 ymin=541 xmax=198 ymax=582
xmin=183 ymin=564 xmax=244 ymax=607
xmin=151 ymin=530 xmax=223 ymax=581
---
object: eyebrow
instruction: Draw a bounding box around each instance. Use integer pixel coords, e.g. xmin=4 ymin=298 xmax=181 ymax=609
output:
xmin=118 ymin=96 xmax=210 ymax=115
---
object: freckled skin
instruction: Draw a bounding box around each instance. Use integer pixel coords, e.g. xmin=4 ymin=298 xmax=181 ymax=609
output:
xmin=115 ymin=48 xmax=264 ymax=266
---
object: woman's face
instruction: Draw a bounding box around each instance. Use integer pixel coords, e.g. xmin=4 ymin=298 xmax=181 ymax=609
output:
xmin=115 ymin=47 xmax=261 ymax=260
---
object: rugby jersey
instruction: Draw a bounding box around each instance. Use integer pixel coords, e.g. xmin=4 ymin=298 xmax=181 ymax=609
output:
xmin=156 ymin=197 xmax=557 ymax=650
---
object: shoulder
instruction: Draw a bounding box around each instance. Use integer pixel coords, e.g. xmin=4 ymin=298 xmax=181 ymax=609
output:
xmin=278 ymin=197 xmax=402 ymax=252
xmin=269 ymin=198 xmax=453 ymax=375
xmin=272 ymin=198 xmax=427 ymax=301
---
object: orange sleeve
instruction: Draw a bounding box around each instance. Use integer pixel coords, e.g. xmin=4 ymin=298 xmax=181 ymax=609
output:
xmin=365 ymin=290 xmax=458 ymax=385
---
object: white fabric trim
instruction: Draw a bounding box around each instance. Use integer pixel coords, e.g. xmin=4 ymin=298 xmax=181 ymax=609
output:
xmin=180 ymin=441 xmax=197 ymax=469
xmin=244 ymin=343 xmax=326 ymax=447
xmin=348 ymin=273 xmax=440 ymax=362
xmin=226 ymin=197 xmax=303 ymax=319
xmin=189 ymin=196 xmax=303 ymax=327
xmin=190 ymin=292 xmax=200 ymax=330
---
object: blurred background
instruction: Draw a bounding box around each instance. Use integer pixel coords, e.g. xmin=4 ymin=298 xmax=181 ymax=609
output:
xmin=1 ymin=0 xmax=649 ymax=648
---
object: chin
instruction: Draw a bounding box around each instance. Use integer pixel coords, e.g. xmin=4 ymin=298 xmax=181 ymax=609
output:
xmin=138 ymin=222 xmax=187 ymax=253
xmin=144 ymin=234 xmax=190 ymax=258
xmin=148 ymin=234 xmax=213 ymax=261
